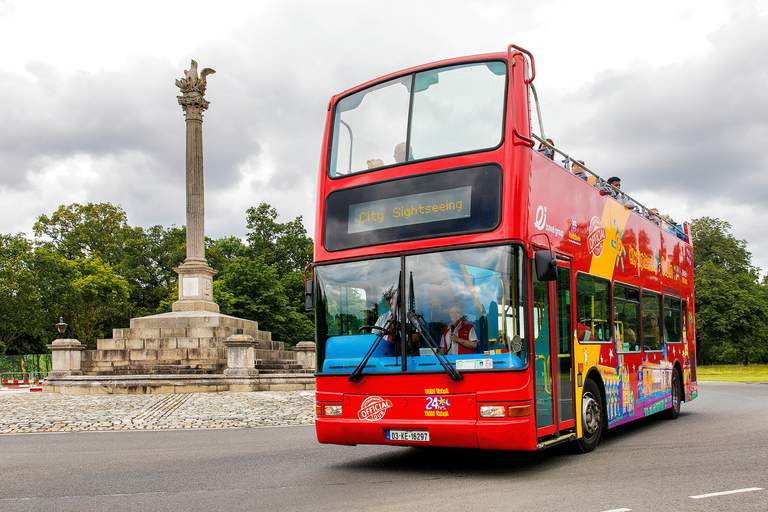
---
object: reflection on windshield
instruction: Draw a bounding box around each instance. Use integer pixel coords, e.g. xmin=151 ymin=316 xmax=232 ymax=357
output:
xmin=315 ymin=246 xmax=527 ymax=375
xmin=329 ymin=61 xmax=507 ymax=176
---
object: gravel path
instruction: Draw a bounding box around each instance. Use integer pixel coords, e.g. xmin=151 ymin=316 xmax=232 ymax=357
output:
xmin=0 ymin=390 xmax=316 ymax=434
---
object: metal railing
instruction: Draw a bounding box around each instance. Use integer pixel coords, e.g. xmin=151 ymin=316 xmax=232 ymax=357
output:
xmin=531 ymin=134 xmax=689 ymax=242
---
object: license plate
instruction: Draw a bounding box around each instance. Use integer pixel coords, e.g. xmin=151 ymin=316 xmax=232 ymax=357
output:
xmin=386 ymin=430 xmax=429 ymax=442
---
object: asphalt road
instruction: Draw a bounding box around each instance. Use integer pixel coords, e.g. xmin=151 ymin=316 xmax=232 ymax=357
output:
xmin=1 ymin=382 xmax=766 ymax=512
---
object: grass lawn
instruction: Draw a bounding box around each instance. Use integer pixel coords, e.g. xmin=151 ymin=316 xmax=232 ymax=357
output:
xmin=697 ymin=364 xmax=768 ymax=382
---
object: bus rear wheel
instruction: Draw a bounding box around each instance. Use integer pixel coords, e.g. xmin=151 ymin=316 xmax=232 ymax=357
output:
xmin=576 ymin=378 xmax=603 ymax=453
xmin=665 ymin=368 xmax=682 ymax=420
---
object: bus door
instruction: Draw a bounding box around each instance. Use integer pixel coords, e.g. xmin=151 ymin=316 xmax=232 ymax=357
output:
xmin=532 ymin=259 xmax=575 ymax=439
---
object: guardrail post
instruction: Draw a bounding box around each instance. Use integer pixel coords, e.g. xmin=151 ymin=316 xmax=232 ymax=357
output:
xmin=46 ymin=338 xmax=86 ymax=377
xmin=294 ymin=341 xmax=316 ymax=370
xmin=223 ymin=334 xmax=259 ymax=376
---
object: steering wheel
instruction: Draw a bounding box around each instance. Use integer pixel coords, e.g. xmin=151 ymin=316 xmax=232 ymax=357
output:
xmin=358 ymin=325 xmax=385 ymax=334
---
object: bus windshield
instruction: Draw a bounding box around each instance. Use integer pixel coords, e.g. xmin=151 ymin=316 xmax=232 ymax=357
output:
xmin=315 ymin=245 xmax=527 ymax=375
xmin=329 ymin=61 xmax=507 ymax=176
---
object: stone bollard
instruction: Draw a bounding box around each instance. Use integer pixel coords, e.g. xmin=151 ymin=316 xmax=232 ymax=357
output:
xmin=223 ymin=334 xmax=258 ymax=376
xmin=294 ymin=341 xmax=316 ymax=370
xmin=46 ymin=339 xmax=86 ymax=377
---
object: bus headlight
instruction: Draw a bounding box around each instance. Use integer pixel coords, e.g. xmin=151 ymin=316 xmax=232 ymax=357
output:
xmin=323 ymin=405 xmax=342 ymax=416
xmin=479 ymin=405 xmax=506 ymax=418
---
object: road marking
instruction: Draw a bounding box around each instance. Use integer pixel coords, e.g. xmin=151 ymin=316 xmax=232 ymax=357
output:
xmin=689 ymin=487 xmax=764 ymax=499
xmin=601 ymin=509 xmax=631 ymax=512
xmin=1 ymin=491 xmax=166 ymax=502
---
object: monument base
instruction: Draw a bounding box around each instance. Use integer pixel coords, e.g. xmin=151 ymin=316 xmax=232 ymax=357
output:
xmin=80 ymin=310 xmax=301 ymax=376
xmin=172 ymin=299 xmax=220 ymax=313
xmin=42 ymin=373 xmax=315 ymax=394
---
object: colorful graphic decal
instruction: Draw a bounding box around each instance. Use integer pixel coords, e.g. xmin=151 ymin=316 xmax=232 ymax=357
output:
xmin=358 ymin=396 xmax=393 ymax=421
xmin=587 ymin=216 xmax=606 ymax=257
xmin=425 ymin=396 xmax=451 ymax=417
xmin=611 ymin=218 xmax=628 ymax=272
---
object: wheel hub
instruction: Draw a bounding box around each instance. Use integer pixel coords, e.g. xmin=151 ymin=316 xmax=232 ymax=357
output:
xmin=582 ymin=393 xmax=601 ymax=435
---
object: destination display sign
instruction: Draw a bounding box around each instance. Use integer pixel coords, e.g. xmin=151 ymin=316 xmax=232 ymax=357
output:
xmin=348 ymin=186 xmax=472 ymax=234
xmin=324 ymin=164 xmax=502 ymax=251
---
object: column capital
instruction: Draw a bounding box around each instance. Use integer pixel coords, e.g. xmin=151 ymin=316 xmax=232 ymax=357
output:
xmin=177 ymin=94 xmax=209 ymax=120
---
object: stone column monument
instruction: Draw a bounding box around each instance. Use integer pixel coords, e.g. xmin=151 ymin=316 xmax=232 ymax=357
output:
xmin=62 ymin=59 xmax=313 ymax=392
xmin=173 ymin=60 xmax=219 ymax=313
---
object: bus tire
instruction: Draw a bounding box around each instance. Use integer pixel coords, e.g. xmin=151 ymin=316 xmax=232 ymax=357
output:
xmin=576 ymin=378 xmax=603 ymax=453
xmin=665 ymin=368 xmax=682 ymax=420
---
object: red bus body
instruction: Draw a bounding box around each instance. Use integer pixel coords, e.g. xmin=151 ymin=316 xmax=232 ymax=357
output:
xmin=311 ymin=46 xmax=697 ymax=451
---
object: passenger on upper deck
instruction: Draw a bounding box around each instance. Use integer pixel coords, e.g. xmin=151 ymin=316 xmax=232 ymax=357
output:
xmin=603 ymin=176 xmax=638 ymax=211
xmin=537 ymin=138 xmax=555 ymax=160
xmin=439 ymin=302 xmax=478 ymax=355
xmin=367 ymin=158 xmax=384 ymax=169
xmin=393 ymin=142 xmax=408 ymax=163
xmin=572 ymin=160 xmax=588 ymax=181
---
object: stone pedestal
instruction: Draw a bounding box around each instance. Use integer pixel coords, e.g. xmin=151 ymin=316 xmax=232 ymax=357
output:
xmin=294 ymin=341 xmax=316 ymax=370
xmin=172 ymin=261 xmax=218 ymax=313
xmin=223 ymin=334 xmax=259 ymax=376
xmin=47 ymin=338 xmax=85 ymax=377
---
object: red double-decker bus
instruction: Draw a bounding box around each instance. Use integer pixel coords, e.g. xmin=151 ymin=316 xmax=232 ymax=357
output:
xmin=307 ymin=45 xmax=697 ymax=452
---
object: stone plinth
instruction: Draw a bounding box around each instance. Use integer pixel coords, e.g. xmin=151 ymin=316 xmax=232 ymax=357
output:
xmin=294 ymin=341 xmax=316 ymax=370
xmin=80 ymin=310 xmax=300 ymax=376
xmin=172 ymin=261 xmax=218 ymax=313
xmin=223 ymin=334 xmax=258 ymax=376
xmin=47 ymin=338 xmax=86 ymax=377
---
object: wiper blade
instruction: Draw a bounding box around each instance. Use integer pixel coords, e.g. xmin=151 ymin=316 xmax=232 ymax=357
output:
xmin=348 ymin=320 xmax=392 ymax=382
xmin=349 ymin=286 xmax=400 ymax=382
xmin=407 ymin=310 xmax=463 ymax=382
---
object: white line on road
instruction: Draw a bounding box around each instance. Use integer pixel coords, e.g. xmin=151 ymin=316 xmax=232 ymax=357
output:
xmin=689 ymin=487 xmax=764 ymax=499
xmin=601 ymin=509 xmax=631 ymax=512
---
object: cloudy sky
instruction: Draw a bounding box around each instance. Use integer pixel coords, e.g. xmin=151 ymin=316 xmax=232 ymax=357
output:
xmin=1 ymin=0 xmax=767 ymax=273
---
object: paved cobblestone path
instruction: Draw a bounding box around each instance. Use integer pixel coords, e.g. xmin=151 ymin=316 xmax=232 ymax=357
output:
xmin=0 ymin=391 xmax=316 ymax=434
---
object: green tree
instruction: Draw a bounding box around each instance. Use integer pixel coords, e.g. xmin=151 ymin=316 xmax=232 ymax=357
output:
xmin=32 ymin=249 xmax=131 ymax=349
xmin=34 ymin=203 xmax=186 ymax=321
xmin=0 ymin=234 xmax=44 ymax=355
xmin=218 ymin=255 xmax=293 ymax=341
xmin=691 ymin=217 xmax=768 ymax=365
xmin=213 ymin=204 xmax=315 ymax=344
xmin=245 ymin=203 xmax=312 ymax=276
xmin=34 ymin=202 xmax=129 ymax=261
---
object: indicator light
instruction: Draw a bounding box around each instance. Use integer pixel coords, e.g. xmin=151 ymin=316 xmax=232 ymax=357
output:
xmin=507 ymin=405 xmax=532 ymax=417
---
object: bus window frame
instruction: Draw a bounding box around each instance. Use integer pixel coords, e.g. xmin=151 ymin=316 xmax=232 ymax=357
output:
xmin=641 ymin=289 xmax=664 ymax=353
xmin=574 ymin=271 xmax=613 ymax=345
xmin=663 ymin=293 xmax=683 ymax=344
xmin=613 ymin=280 xmax=641 ymax=354
xmin=326 ymin=59 xmax=509 ymax=180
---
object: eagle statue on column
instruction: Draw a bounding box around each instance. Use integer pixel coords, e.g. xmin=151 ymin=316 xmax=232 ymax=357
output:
xmin=176 ymin=59 xmax=216 ymax=96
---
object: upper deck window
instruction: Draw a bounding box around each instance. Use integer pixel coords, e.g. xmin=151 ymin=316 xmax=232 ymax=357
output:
xmin=329 ymin=61 xmax=507 ymax=177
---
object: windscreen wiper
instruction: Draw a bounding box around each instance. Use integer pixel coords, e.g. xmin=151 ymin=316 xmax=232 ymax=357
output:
xmin=348 ymin=318 xmax=394 ymax=383
xmin=407 ymin=309 xmax=463 ymax=382
xmin=349 ymin=287 xmax=400 ymax=383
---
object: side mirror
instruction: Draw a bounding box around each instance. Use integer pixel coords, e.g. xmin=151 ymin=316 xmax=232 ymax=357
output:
xmin=304 ymin=278 xmax=314 ymax=311
xmin=535 ymin=250 xmax=558 ymax=282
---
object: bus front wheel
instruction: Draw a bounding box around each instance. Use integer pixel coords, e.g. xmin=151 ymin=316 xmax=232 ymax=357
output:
xmin=576 ymin=378 xmax=603 ymax=453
